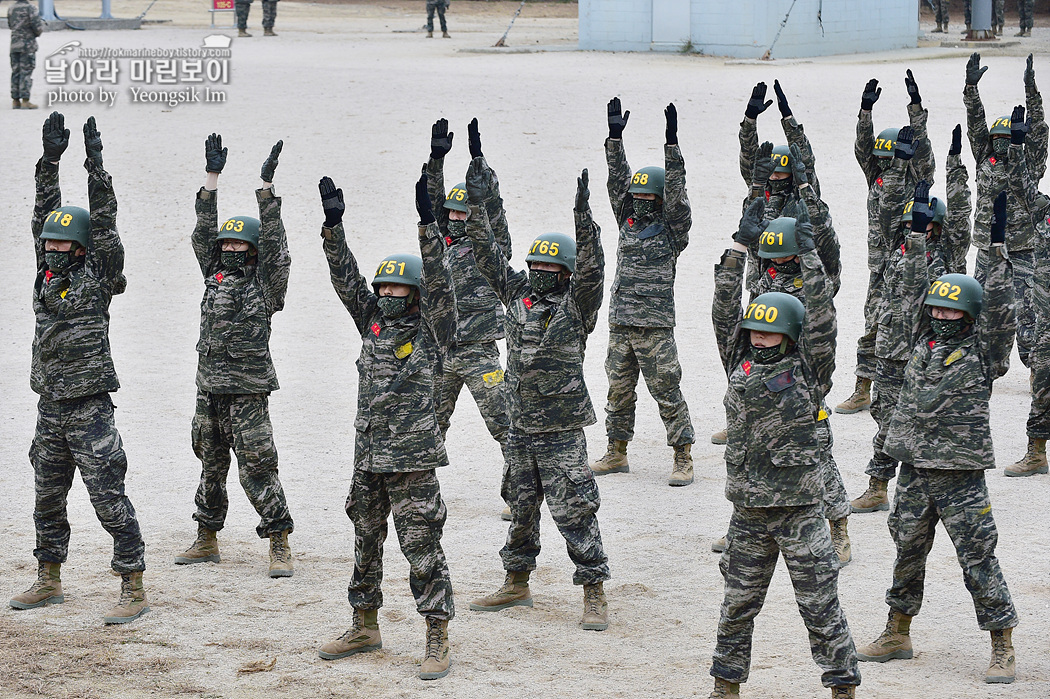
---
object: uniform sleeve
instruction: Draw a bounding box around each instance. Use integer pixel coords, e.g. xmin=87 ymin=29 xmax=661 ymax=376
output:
xmin=964 ymin=84 xmax=991 ymax=162
xmin=978 ymin=245 xmax=1015 ymax=379
xmin=782 ymin=115 xmax=822 ymax=197
xmin=481 ymin=156 xmax=512 ymax=260
xmin=712 ymin=249 xmax=747 ymax=375
xmin=419 ymin=221 xmax=457 ymax=348
xmin=31 ymin=6 xmax=44 ymax=36
xmin=32 ymin=158 xmax=61 ymax=271
xmin=605 ymin=137 xmax=633 ymax=227
xmin=877 ymin=157 xmax=911 ymax=251
xmin=855 ymin=110 xmax=878 ymax=185
xmin=908 ymin=103 xmax=936 ymax=186
xmin=192 ymin=188 xmax=220 ymax=278
xmin=663 ymin=143 xmax=691 ymax=256
xmin=801 ymin=186 xmax=841 ymax=296
xmin=464 ymin=202 xmax=528 ymax=307
xmin=256 ymin=187 xmax=291 ymax=315
xmin=571 ymin=199 xmax=604 ymax=334
xmin=86 ymin=159 xmax=125 ymax=292
xmin=322 ymin=223 xmax=379 ymax=336
xmin=943 ymin=152 xmax=972 ymax=274
xmin=899 ymin=230 xmax=931 ymax=352
xmin=1025 ymin=85 xmax=1048 ymax=183
xmin=738 ymin=117 xmax=759 ymax=187
xmin=426 ymin=156 xmax=448 ymax=231
xmin=798 ymin=247 xmax=836 ymax=398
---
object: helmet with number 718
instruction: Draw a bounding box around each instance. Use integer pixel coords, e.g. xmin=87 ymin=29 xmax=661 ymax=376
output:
xmin=41 ymin=206 xmax=91 ymax=248
xmin=924 ymin=273 xmax=983 ymax=320
xmin=525 ymin=232 xmax=576 ymax=273
xmin=740 ymin=292 xmax=805 ymax=342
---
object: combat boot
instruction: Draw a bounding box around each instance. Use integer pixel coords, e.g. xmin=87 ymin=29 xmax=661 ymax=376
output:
xmin=263 ymin=27 xmax=276 ymax=36
xmin=850 ymin=476 xmax=889 ymax=513
xmin=269 ymin=530 xmax=293 ymax=577
xmin=835 ymin=377 xmax=871 ymax=414
xmin=830 ymin=518 xmax=852 ymax=566
xmin=831 ymin=687 xmax=856 ymax=699
xmin=469 ymin=571 xmax=533 ymax=611
xmin=20 ymin=99 xmax=38 ymax=109
xmin=932 ymin=22 xmax=945 ymax=33
xmin=500 ymin=505 xmax=512 ymax=521
xmin=103 ymin=572 xmax=149 ymax=624
xmin=962 ymin=24 xmax=971 ymax=35
xmin=711 ymin=428 xmax=727 ymax=445
xmin=442 ymin=31 xmax=451 ymax=38
xmin=10 ymin=562 xmax=64 ymax=609
xmin=590 ymin=439 xmax=629 ymax=475
xmin=985 ymin=628 xmax=1015 ymax=683
xmin=996 ymin=24 xmax=1004 ymax=36
xmin=426 ymin=30 xmax=433 ymax=37
xmin=708 ymin=678 xmax=740 ymax=698
xmin=419 ymin=616 xmax=450 ymax=680
xmin=581 ymin=582 xmax=608 ymax=631
xmin=238 ymin=28 xmax=251 ymax=37
xmin=1005 ymin=438 xmax=1047 ymax=477
xmin=319 ymin=609 xmax=382 ymax=659
xmin=857 ymin=609 xmax=913 ymax=662
xmin=669 ymin=444 xmax=694 ymax=486
xmin=711 ymin=536 xmax=727 ymax=553
xmin=12 ymin=99 xmax=21 ymax=109
xmin=174 ymin=524 xmax=220 ymax=564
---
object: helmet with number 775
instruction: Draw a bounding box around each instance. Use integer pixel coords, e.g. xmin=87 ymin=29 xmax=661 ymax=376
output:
xmin=444 ymin=182 xmax=469 ymax=213
xmin=740 ymin=292 xmax=805 ymax=342
xmin=525 ymin=232 xmax=576 ymax=273
xmin=924 ymin=273 xmax=983 ymax=320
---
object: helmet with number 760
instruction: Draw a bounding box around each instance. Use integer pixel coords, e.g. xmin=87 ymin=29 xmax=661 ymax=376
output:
xmin=924 ymin=273 xmax=983 ymax=320
xmin=740 ymin=292 xmax=805 ymax=342
xmin=525 ymin=232 xmax=576 ymax=273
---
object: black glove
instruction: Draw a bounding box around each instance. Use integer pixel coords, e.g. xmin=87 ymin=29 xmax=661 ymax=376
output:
xmin=608 ymin=97 xmax=630 ymax=140
xmin=966 ymin=52 xmax=987 ymax=86
xmin=910 ymin=180 xmax=932 ymax=234
xmin=318 ymin=176 xmax=345 ymax=228
xmin=733 ymin=198 xmax=766 ymax=246
xmin=665 ymin=103 xmax=678 ymax=146
xmin=773 ymin=79 xmax=791 ymax=118
xmin=83 ymin=116 xmax=103 ymax=167
xmin=430 ymin=118 xmax=453 ymax=160
xmin=752 ymin=141 xmax=774 ymax=186
xmin=205 ymin=132 xmax=227 ymax=173
xmin=415 ymin=166 xmax=436 ymax=226
xmin=789 ymin=143 xmax=807 ymax=186
xmin=745 ymin=82 xmax=773 ymax=120
xmin=465 ymin=157 xmax=487 ymax=205
xmin=795 ymin=202 xmax=815 ymax=254
xmin=42 ymin=111 xmax=69 ymax=162
xmin=260 ymin=140 xmax=282 ymax=182
xmin=1011 ymin=104 xmax=1030 ymax=145
xmin=991 ymin=191 xmax=1007 ymax=245
xmin=860 ymin=78 xmax=881 ymax=111
xmin=1025 ymin=53 xmax=1036 ymax=92
xmin=949 ymin=124 xmax=962 ymax=156
xmin=575 ymin=168 xmax=589 ymax=212
xmin=905 ymin=69 xmax=922 ymax=105
xmin=468 ymin=117 xmax=483 ymax=159
xmin=895 ymin=125 xmax=916 ymax=161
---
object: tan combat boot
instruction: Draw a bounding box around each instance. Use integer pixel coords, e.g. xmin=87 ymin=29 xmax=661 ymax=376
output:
xmin=835 ymin=377 xmax=871 ymax=414
xmin=850 ymin=476 xmax=889 ymax=513
xmin=442 ymin=31 xmax=451 ymax=38
xmin=709 ymin=678 xmax=740 ymax=698
xmin=996 ymin=24 xmax=1004 ymax=36
xmin=857 ymin=609 xmax=913 ymax=662
xmin=711 ymin=428 xmax=727 ymax=445
xmin=830 ymin=518 xmax=852 ymax=566
xmin=581 ymin=582 xmax=608 ymax=631
xmin=962 ymin=24 xmax=971 ymax=35
xmin=590 ymin=439 xmax=629 ymax=475
xmin=669 ymin=444 xmax=694 ymax=486
xmin=238 ymin=28 xmax=251 ymax=37
xmin=500 ymin=505 xmax=512 ymax=521
xmin=269 ymin=530 xmax=293 ymax=578
xmin=831 ymin=687 xmax=856 ymax=698
xmin=104 ymin=572 xmax=149 ymax=624
xmin=469 ymin=571 xmax=533 ymax=611
xmin=319 ymin=609 xmax=382 ymax=659
xmin=174 ymin=525 xmax=220 ymax=564
xmin=711 ymin=535 xmax=727 ymax=553
xmin=419 ymin=616 xmax=450 ymax=679
xmin=986 ymin=628 xmax=1015 ymax=683
xmin=12 ymin=99 xmax=21 ymax=109
xmin=1005 ymin=438 xmax=1048 ymax=477
xmin=10 ymin=562 xmax=64 ymax=609
xmin=263 ymin=27 xmax=276 ymax=36
xmin=932 ymin=22 xmax=945 ymax=33
xmin=426 ymin=30 xmax=433 ymax=38
xmin=20 ymin=99 xmax=38 ymax=109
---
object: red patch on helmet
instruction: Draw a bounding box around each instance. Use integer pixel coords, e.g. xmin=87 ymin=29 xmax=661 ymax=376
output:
xmin=742 ymin=360 xmax=752 ymax=376
xmin=523 ymin=297 xmax=533 ymax=309
xmin=371 ymin=323 xmax=381 ymax=337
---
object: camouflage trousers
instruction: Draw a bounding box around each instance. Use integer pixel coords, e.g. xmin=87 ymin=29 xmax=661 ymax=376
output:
xmin=886 ymin=465 xmax=1018 ymax=630
xmin=31 ymin=394 xmax=146 ymax=574
xmin=934 ymin=0 xmax=949 ymax=25
xmin=235 ymin=0 xmax=274 ymax=29
xmin=855 ymin=270 xmax=882 ymax=381
xmin=976 ymin=248 xmax=1035 ymax=367
xmin=966 ymin=0 xmax=1006 ymax=26
xmin=866 ymin=357 xmax=907 ymax=481
xmin=818 ymin=419 xmax=850 ymax=522
xmin=1018 ymin=0 xmax=1034 ymax=29
xmin=603 ymin=325 xmax=694 ymax=447
xmin=190 ymin=391 xmax=293 ymax=538
xmin=262 ymin=0 xmax=277 ymax=28
xmin=500 ymin=429 xmax=610 ymax=585
xmin=436 ymin=341 xmax=509 ymax=447
xmin=426 ymin=0 xmax=448 ymax=32
xmin=345 ymin=469 xmax=454 ymax=620
xmin=10 ymin=51 xmax=35 ymax=100
xmin=1027 ymin=310 xmax=1050 ymax=438
xmin=713 ymin=504 xmax=860 ymax=688
xmin=235 ymin=1 xmax=250 ymax=29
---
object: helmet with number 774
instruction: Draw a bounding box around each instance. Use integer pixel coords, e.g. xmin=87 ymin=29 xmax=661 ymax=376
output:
xmin=525 ymin=232 xmax=576 ymax=273
xmin=740 ymin=292 xmax=805 ymax=342
xmin=924 ymin=273 xmax=983 ymax=320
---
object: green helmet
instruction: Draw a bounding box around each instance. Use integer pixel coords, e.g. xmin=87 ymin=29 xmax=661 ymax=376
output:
xmin=901 ymin=197 xmax=947 ymax=226
xmin=989 ymin=115 xmax=1012 ymax=138
xmin=525 ymin=232 xmax=576 ymax=273
xmin=872 ymin=127 xmax=899 ymax=158
xmin=925 ymin=273 xmax=983 ymax=320
xmin=628 ymin=166 xmax=665 ymax=197
xmin=444 ymin=182 xmax=469 ymax=213
xmin=758 ymin=217 xmax=800 ymax=259
xmin=372 ymin=253 xmax=422 ymax=292
xmin=771 ymin=145 xmax=792 ymax=174
xmin=740 ymin=292 xmax=805 ymax=342
xmin=41 ymin=206 xmax=90 ymax=248
xmin=218 ymin=216 xmax=260 ymax=249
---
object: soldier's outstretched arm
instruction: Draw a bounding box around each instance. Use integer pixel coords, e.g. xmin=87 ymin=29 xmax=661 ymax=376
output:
xmin=33 ymin=112 xmax=67 ymax=268
xmin=415 ymin=167 xmax=457 ymax=348
xmin=964 ymin=53 xmax=990 ymax=161
xmin=945 ymin=125 xmax=972 ymax=274
xmin=193 ymin=132 xmax=226 ymax=277
xmin=796 ymin=206 xmax=836 ymax=397
xmin=605 ymin=97 xmax=633 ymax=226
xmin=856 ymin=78 xmax=880 ymax=183
xmin=777 ymin=78 xmax=821 ymax=196
xmin=980 ymin=192 xmax=1015 ymax=379
xmin=1023 ymin=55 xmax=1048 ymax=182
xmin=900 ymin=184 xmax=935 ymax=348
xmin=713 ymin=199 xmax=764 ymax=374
xmin=662 ymin=104 xmax=691 ymax=255
xmin=318 ymin=176 xmax=378 ymax=336
xmin=83 ymin=117 xmax=124 ymax=286
xmin=571 ymin=169 xmax=604 ymax=333
xmin=876 ymin=129 xmax=914 ymax=251
xmin=905 ymin=70 xmax=935 ymax=185
xmin=739 ymin=82 xmax=771 ymax=186
xmin=428 ymin=117 xmax=452 ymax=227
xmin=465 ymin=157 xmax=527 ymax=306
xmin=256 ymin=141 xmax=290 ymax=314
xmin=465 ymin=118 xmax=512 ymax=258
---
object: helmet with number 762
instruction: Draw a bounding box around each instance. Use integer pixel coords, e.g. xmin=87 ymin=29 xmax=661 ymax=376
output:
xmin=525 ymin=232 xmax=576 ymax=273
xmin=740 ymin=292 xmax=805 ymax=342
xmin=924 ymin=273 xmax=983 ymax=320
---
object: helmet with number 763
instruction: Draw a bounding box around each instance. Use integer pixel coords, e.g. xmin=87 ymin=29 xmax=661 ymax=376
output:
xmin=525 ymin=233 xmax=576 ymax=273
xmin=218 ymin=216 xmax=260 ymax=248
xmin=740 ymin=292 xmax=805 ymax=342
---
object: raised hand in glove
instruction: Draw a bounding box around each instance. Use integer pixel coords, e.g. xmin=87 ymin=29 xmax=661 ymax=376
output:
xmin=733 ymin=198 xmax=766 ymax=247
xmin=415 ymin=166 xmax=435 ymax=226
xmin=752 ymin=141 xmax=775 ymax=186
xmin=794 ymin=202 xmax=815 ymax=254
xmin=319 ymin=176 xmax=345 ymax=228
xmin=991 ymin=191 xmax=1007 ymax=246
xmin=468 ymin=117 xmax=483 ymax=159
xmin=205 ymin=132 xmax=227 ymax=173
xmin=895 ymin=125 xmax=916 ymax=161
xmin=575 ymin=168 xmax=589 ymax=212
xmin=905 ymin=69 xmax=922 ymax=105
xmin=665 ymin=103 xmax=677 ymax=146
xmin=773 ymin=79 xmax=791 ymax=118
xmin=42 ymin=111 xmax=69 ymax=162
xmin=789 ymin=143 xmax=807 ymax=187
xmin=966 ymin=52 xmax=987 ymax=86
xmin=465 ymin=156 xmax=488 ymax=205
xmin=745 ymin=82 xmax=773 ymax=119
xmin=260 ymin=140 xmax=282 ymax=182
xmin=1011 ymin=104 xmax=1029 ymax=145
xmin=949 ymin=124 xmax=962 ymax=156
xmin=910 ymin=180 xmax=933 ymax=234
xmin=608 ymin=97 xmax=630 ymax=140
xmin=84 ymin=116 xmax=103 ymax=167
xmin=430 ymin=118 xmax=453 ymax=160
xmin=860 ymin=78 xmax=881 ymax=111
xmin=1025 ymin=53 xmax=1036 ymax=92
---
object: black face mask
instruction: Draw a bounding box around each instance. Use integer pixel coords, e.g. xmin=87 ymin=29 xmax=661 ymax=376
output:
xmin=769 ymin=178 xmax=792 ymax=194
xmin=992 ymin=138 xmax=1010 ymax=156
xmin=45 ymin=250 xmax=77 ymax=275
xmin=377 ymin=295 xmax=411 ymax=319
xmin=446 ymin=219 xmax=466 ymax=240
xmin=632 ymin=198 xmax=660 ymax=220
xmin=750 ymin=343 xmax=784 ymax=364
xmin=772 ymin=258 xmax=801 ymax=275
xmin=930 ymin=316 xmax=968 ymax=338
xmin=877 ymin=157 xmax=893 ymax=172
xmin=221 ymin=251 xmax=249 ymax=269
xmin=529 ymin=269 xmax=561 ymax=295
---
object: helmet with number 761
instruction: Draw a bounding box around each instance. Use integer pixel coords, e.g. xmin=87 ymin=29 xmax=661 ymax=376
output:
xmin=525 ymin=233 xmax=576 ymax=273
xmin=740 ymin=292 xmax=805 ymax=342
xmin=924 ymin=273 xmax=983 ymax=320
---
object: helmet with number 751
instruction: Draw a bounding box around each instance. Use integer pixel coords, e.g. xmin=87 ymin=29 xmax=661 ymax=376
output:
xmin=525 ymin=232 xmax=576 ymax=273
xmin=924 ymin=273 xmax=983 ymax=320
xmin=740 ymin=292 xmax=805 ymax=342
xmin=372 ymin=253 xmax=422 ymax=292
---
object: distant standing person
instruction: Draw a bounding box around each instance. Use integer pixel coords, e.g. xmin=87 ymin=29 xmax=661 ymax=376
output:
xmin=236 ymin=0 xmax=279 ymax=37
xmin=427 ymin=0 xmax=450 ymax=38
xmin=9 ymin=0 xmax=44 ymax=109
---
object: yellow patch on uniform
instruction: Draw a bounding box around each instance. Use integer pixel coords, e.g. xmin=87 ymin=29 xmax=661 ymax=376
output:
xmin=945 ymin=348 xmax=965 ymax=366
xmin=60 ymin=289 xmax=68 ymax=299
xmin=482 ymin=369 xmax=504 ymax=386
xmin=793 ymin=277 xmax=803 ymax=288
xmin=980 ymin=505 xmax=992 ymax=516
xmin=394 ymin=342 xmax=413 ymax=359
xmin=817 ymin=408 xmax=828 ymax=421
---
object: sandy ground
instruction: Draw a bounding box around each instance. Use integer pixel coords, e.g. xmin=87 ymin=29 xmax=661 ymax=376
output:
xmin=2 ymin=2 xmax=1050 ymax=698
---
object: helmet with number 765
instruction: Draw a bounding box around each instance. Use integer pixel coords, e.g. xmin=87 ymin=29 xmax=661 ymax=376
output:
xmin=525 ymin=233 xmax=576 ymax=273
xmin=740 ymin=292 xmax=805 ymax=342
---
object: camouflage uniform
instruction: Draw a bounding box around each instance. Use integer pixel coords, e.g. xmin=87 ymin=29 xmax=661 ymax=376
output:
xmin=880 ymin=231 xmax=1017 ymax=632
xmin=865 ymin=150 xmax=972 ymax=482
xmin=262 ymin=0 xmax=278 ymax=29
xmin=933 ymin=0 xmax=949 ymax=26
xmin=602 ymin=139 xmax=693 ymax=448
xmin=465 ymin=161 xmax=610 ymax=585
xmin=321 ymin=218 xmax=457 ymax=620
xmin=1018 ymin=0 xmax=1035 ymax=31
xmin=854 ymin=103 xmax=935 ymax=382
xmin=8 ymin=0 xmax=44 ymax=101
xmin=965 ymin=0 xmax=1006 ymax=27
xmin=965 ymin=79 xmax=1047 ymax=367
xmin=426 ymin=0 xmax=448 ymax=33
xmin=190 ymin=187 xmax=293 ymax=538
xmin=426 ymin=155 xmax=510 ymax=449
xmin=235 ymin=0 xmax=277 ymax=30
xmin=29 ymin=157 xmax=145 ymax=574
xmin=710 ymin=244 xmax=859 ymax=688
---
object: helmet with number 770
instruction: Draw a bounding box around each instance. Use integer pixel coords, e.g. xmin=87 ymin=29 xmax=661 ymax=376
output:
xmin=924 ymin=273 xmax=983 ymax=320
xmin=525 ymin=232 xmax=576 ymax=273
xmin=740 ymin=292 xmax=805 ymax=342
